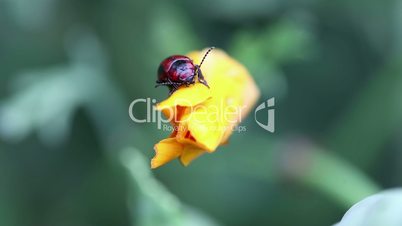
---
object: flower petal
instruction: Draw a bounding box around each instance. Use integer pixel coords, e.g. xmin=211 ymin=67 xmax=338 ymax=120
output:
xmin=156 ymin=83 xmax=211 ymax=110
xmin=179 ymin=145 xmax=205 ymax=166
xmin=151 ymin=138 xmax=184 ymax=169
xmin=186 ymin=102 xmax=225 ymax=152
xmin=161 ymin=105 xmax=189 ymax=125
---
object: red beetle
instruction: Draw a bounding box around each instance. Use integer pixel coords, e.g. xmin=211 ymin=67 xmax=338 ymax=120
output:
xmin=155 ymin=47 xmax=215 ymax=95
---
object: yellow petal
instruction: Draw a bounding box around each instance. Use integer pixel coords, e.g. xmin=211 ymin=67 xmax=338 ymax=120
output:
xmin=173 ymin=112 xmax=219 ymax=152
xmin=174 ymin=119 xmax=206 ymax=149
xmin=151 ymin=138 xmax=184 ymax=169
xmin=156 ymin=83 xmax=211 ymax=110
xmin=179 ymin=145 xmax=205 ymax=166
xmin=185 ymin=101 xmax=225 ymax=152
xmin=161 ymin=105 xmax=189 ymax=125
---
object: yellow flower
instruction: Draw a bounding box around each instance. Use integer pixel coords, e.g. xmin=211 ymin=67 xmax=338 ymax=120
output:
xmin=151 ymin=48 xmax=260 ymax=169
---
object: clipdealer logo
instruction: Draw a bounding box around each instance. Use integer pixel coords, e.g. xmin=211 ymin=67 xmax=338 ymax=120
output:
xmin=254 ymin=97 xmax=275 ymax=133
xmin=128 ymin=97 xmax=275 ymax=133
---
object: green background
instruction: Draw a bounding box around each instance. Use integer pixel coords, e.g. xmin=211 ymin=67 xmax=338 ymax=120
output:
xmin=0 ymin=0 xmax=401 ymax=225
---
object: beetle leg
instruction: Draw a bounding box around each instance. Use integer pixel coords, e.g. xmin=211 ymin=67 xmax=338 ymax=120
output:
xmin=168 ymin=87 xmax=178 ymax=96
xmin=167 ymin=79 xmax=180 ymax=90
xmin=195 ymin=65 xmax=209 ymax=88
xmin=155 ymin=82 xmax=167 ymax=88
xmin=156 ymin=79 xmax=183 ymax=95
xmin=185 ymin=81 xmax=193 ymax=87
xmin=155 ymin=81 xmax=173 ymax=88
xmin=155 ymin=80 xmax=181 ymax=88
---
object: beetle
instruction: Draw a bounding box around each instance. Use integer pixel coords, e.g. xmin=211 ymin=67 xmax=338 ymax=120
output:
xmin=155 ymin=47 xmax=215 ymax=95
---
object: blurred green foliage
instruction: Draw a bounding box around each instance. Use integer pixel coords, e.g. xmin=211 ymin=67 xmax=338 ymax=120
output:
xmin=0 ymin=0 xmax=402 ymax=225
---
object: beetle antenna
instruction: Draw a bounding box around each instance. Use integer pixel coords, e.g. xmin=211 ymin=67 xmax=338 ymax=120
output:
xmin=198 ymin=46 xmax=215 ymax=68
